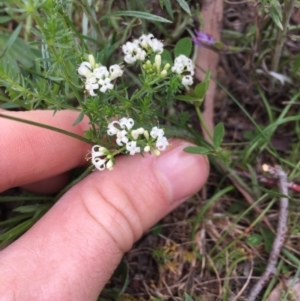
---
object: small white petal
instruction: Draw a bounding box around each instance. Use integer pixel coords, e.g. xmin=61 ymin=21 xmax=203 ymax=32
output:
xmin=119 ymin=117 xmax=134 ymax=130
xmin=150 ymin=126 xmax=164 ymax=139
xmin=126 ymin=141 xmax=141 ymax=155
xmin=109 ymin=65 xmax=123 ymax=80
xmin=107 ymin=121 xmax=121 ymax=135
xmin=156 ymin=136 xmax=169 ymax=151
xmin=182 ymin=75 xmax=193 ymax=87
xmin=92 ymin=157 xmax=107 ymax=171
xmin=116 ymin=129 xmax=129 ymax=146
xmin=85 ymin=77 xmax=99 ymax=96
xmin=78 ymin=62 xmax=93 ymax=78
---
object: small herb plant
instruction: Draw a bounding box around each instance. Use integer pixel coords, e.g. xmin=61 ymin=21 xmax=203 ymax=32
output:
xmin=0 ymin=1 xmax=219 ymax=172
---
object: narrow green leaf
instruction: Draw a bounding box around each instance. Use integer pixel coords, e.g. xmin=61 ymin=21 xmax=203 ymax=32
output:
xmin=100 ymin=11 xmax=172 ymax=23
xmin=13 ymin=204 xmax=51 ymax=214
xmin=184 ymin=146 xmax=212 ymax=155
xmin=0 ymin=23 xmax=22 ymax=58
xmin=160 ymin=0 xmax=174 ymax=19
xmin=213 ymin=122 xmax=224 ymax=149
xmin=269 ymin=5 xmax=283 ymax=30
xmin=73 ymin=111 xmax=85 ymax=126
xmin=176 ymin=0 xmax=191 ymax=15
xmin=0 ymin=16 xmax=11 ymax=24
xmin=174 ymin=37 xmax=192 ymax=57
xmin=174 ymin=95 xmax=200 ymax=103
xmin=261 ymin=228 xmax=275 ymax=254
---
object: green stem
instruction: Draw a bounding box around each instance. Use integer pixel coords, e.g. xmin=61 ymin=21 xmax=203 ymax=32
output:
xmin=0 ymin=113 xmax=92 ymax=144
xmin=195 ymin=105 xmax=213 ymax=141
xmin=270 ymin=0 xmax=296 ymax=87
xmin=54 ymin=165 xmax=94 ymax=201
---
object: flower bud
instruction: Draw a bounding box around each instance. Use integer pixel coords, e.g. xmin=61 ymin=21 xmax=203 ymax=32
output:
xmin=143 ymin=130 xmax=149 ymax=140
xmin=155 ymin=54 xmax=161 ymax=72
xmin=160 ymin=70 xmax=167 ymax=77
xmin=153 ymin=149 xmax=161 ymax=156
xmin=144 ymin=145 xmax=151 ymax=152
xmin=88 ymin=54 xmax=96 ymax=69
xmin=163 ymin=63 xmax=170 ymax=71
xmin=106 ymin=160 xmax=114 ymax=171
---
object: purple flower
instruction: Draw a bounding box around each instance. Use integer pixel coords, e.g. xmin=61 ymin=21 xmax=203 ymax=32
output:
xmin=193 ymin=31 xmax=215 ymax=47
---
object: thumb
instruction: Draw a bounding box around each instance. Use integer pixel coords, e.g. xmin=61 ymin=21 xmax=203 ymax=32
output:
xmin=0 ymin=140 xmax=209 ymax=301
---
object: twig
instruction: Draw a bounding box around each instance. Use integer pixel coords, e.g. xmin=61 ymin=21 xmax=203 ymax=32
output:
xmin=248 ymin=164 xmax=289 ymax=301
xmin=236 ymin=169 xmax=300 ymax=193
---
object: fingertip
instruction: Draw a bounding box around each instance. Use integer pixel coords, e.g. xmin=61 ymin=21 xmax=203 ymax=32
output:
xmin=155 ymin=140 xmax=209 ymax=205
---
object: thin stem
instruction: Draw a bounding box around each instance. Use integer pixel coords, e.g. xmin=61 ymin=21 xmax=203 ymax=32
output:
xmin=195 ymin=105 xmax=213 ymax=141
xmin=54 ymin=165 xmax=94 ymax=201
xmin=0 ymin=113 xmax=92 ymax=144
xmin=270 ymin=0 xmax=296 ymax=87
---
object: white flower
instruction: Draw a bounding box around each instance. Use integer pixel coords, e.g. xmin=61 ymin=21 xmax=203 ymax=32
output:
xmin=131 ymin=127 xmax=145 ymax=140
xmin=90 ymin=145 xmax=109 ymax=171
xmin=85 ymin=77 xmax=99 ymax=96
xmin=99 ymin=77 xmax=113 ymax=93
xmin=149 ymin=38 xmax=164 ymax=54
xmin=171 ymin=63 xmax=184 ymax=74
xmin=156 ymin=136 xmax=169 ymax=151
xmin=78 ymin=62 xmax=93 ymax=78
xmin=119 ymin=117 xmax=134 ymax=130
xmin=92 ymin=157 xmax=107 ymax=171
xmin=150 ymin=126 xmax=165 ymax=139
xmin=109 ymin=65 xmax=123 ymax=80
xmin=107 ymin=121 xmax=121 ymax=135
xmin=172 ymin=55 xmax=194 ymax=76
xmin=122 ymin=41 xmax=146 ymax=64
xmin=94 ymin=66 xmax=109 ymax=79
xmin=182 ymin=75 xmax=193 ymax=87
xmin=139 ymin=34 xmax=164 ymax=54
xmin=126 ymin=141 xmax=141 ymax=155
xmin=91 ymin=145 xmax=107 ymax=158
xmin=116 ymin=129 xmax=129 ymax=146
xmin=139 ymin=34 xmax=151 ymax=49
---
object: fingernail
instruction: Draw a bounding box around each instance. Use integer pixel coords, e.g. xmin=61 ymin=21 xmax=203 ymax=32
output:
xmin=156 ymin=141 xmax=209 ymax=204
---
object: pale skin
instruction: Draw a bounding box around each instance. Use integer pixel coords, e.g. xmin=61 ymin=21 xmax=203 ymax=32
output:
xmin=0 ymin=110 xmax=209 ymax=301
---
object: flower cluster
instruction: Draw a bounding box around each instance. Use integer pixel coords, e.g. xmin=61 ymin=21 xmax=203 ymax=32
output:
xmin=78 ymin=54 xmax=123 ymax=96
xmin=171 ymin=54 xmax=195 ymax=88
xmin=122 ymin=34 xmax=164 ymax=64
xmin=142 ymin=54 xmax=170 ymax=79
xmin=88 ymin=117 xmax=169 ymax=171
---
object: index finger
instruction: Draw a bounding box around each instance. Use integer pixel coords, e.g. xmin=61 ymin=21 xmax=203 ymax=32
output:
xmin=0 ymin=110 xmax=91 ymax=192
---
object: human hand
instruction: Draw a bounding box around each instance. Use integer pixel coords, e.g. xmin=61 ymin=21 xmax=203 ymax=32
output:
xmin=0 ymin=110 xmax=209 ymax=301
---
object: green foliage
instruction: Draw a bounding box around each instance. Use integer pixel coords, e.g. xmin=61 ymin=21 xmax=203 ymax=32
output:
xmin=100 ymin=11 xmax=172 ymax=23
xmin=174 ymin=37 xmax=192 ymax=57
xmin=259 ymin=0 xmax=283 ymax=30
